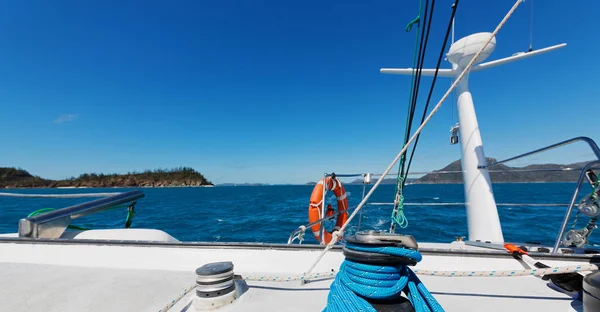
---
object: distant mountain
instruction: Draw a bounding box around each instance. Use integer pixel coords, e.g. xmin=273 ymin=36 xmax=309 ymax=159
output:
xmin=414 ymin=158 xmax=592 ymax=184
xmin=0 ymin=167 xmax=212 ymax=188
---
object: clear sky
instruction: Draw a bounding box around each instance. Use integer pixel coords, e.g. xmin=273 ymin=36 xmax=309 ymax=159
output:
xmin=0 ymin=0 xmax=598 ymax=184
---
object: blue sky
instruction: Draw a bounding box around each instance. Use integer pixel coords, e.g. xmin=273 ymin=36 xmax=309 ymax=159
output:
xmin=0 ymin=0 xmax=598 ymax=184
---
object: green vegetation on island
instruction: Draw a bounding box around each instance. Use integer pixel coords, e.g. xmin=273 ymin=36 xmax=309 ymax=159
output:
xmin=0 ymin=166 xmax=212 ymax=188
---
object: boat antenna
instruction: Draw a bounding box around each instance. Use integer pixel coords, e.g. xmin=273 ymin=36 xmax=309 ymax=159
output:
xmin=529 ymin=0 xmax=534 ymax=51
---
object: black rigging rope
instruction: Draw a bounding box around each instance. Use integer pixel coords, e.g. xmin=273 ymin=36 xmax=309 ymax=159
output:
xmin=404 ymin=0 xmax=460 ymax=185
xmin=399 ymin=0 xmax=432 ymax=180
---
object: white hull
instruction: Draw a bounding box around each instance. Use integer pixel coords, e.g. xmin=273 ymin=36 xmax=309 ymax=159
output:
xmin=0 ymin=232 xmax=590 ymax=312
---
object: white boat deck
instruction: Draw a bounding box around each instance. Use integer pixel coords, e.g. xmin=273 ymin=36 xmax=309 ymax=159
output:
xmin=2 ymin=263 xmax=195 ymax=312
xmin=1 ymin=261 xmax=580 ymax=312
xmin=0 ymin=233 xmax=590 ymax=312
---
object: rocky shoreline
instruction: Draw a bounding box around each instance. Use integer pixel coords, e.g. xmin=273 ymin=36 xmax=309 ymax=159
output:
xmin=0 ymin=167 xmax=213 ymax=189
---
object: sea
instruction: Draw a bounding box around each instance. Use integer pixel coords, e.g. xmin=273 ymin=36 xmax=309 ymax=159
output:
xmin=0 ymin=183 xmax=596 ymax=246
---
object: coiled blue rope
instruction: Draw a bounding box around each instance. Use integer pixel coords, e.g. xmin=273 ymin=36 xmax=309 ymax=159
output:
xmin=324 ymin=243 xmax=443 ymax=312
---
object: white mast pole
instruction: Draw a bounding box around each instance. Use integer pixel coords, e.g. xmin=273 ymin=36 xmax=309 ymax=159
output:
xmin=453 ymin=66 xmax=502 ymax=242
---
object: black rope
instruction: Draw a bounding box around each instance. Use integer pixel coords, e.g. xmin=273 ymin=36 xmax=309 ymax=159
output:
xmin=404 ymin=0 xmax=460 ymax=186
xmin=399 ymin=0 xmax=432 ymax=179
xmin=391 ymin=0 xmax=435 ymax=233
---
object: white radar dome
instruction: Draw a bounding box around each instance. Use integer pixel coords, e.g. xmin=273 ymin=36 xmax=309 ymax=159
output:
xmin=447 ymin=32 xmax=496 ymax=68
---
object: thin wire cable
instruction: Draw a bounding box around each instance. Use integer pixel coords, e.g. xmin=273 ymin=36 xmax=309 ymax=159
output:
xmin=368 ymin=202 xmax=571 ymax=207
xmin=302 ymin=0 xmax=525 ymax=280
xmin=357 ymin=182 xmax=367 ymax=232
xmin=450 ymin=84 xmax=458 ymax=126
xmin=529 ymin=0 xmax=534 ymax=51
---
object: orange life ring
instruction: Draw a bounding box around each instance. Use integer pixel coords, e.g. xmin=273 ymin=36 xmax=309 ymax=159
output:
xmin=308 ymin=176 xmax=349 ymax=244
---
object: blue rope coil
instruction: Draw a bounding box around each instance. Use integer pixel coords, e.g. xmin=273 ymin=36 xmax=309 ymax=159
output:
xmin=324 ymin=243 xmax=443 ymax=312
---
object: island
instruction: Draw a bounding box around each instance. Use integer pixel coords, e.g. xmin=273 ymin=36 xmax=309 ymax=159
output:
xmin=0 ymin=167 xmax=213 ymax=188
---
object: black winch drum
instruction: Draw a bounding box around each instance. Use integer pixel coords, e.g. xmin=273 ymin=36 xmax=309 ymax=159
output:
xmin=342 ymin=231 xmax=420 ymax=312
xmin=583 ymin=270 xmax=600 ymax=311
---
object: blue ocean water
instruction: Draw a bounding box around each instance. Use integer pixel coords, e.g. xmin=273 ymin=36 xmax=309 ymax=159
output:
xmin=0 ymin=183 xmax=595 ymax=246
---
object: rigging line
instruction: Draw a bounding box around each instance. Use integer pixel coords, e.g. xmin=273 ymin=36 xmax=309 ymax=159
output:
xmin=450 ymin=82 xmax=454 ymax=122
xmin=396 ymin=0 xmax=424 ymax=182
xmin=451 ymin=82 xmax=456 ymax=123
xmin=451 ymin=16 xmax=455 ymax=44
xmin=398 ymin=0 xmax=429 ymax=183
xmin=403 ymin=0 xmax=438 ymax=182
xmin=402 ymin=0 xmax=435 ymax=176
xmin=391 ymin=0 xmax=434 ymax=232
xmin=302 ymin=0 xmax=525 ymax=280
xmin=529 ymin=0 xmax=534 ymax=51
xmin=391 ymin=0 xmax=436 ymax=232
xmin=403 ymin=0 xmax=432 ymax=166
xmin=404 ymin=0 xmax=459 ymax=182
xmin=394 ymin=0 xmax=428 ymax=208
xmin=357 ymin=182 xmax=368 ymax=232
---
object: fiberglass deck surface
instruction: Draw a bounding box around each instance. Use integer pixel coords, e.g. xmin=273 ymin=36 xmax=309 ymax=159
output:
xmin=0 ymin=262 xmax=580 ymax=312
xmin=1 ymin=263 xmax=195 ymax=312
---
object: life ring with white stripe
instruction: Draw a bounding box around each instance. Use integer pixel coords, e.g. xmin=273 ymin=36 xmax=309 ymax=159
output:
xmin=308 ymin=176 xmax=349 ymax=244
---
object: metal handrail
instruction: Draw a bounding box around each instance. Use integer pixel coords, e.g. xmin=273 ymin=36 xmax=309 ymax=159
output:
xmin=489 ymin=136 xmax=600 ymax=167
xmin=18 ymin=190 xmax=145 ymax=239
xmin=0 ymin=192 xmax=123 ymax=198
xmin=320 ymin=167 xmax=593 ymax=180
xmin=367 ymin=202 xmax=571 ymax=207
xmin=406 ymin=167 xmax=590 ymax=175
xmin=321 ymin=137 xmax=600 ymax=180
xmin=552 ymin=160 xmax=600 ymax=253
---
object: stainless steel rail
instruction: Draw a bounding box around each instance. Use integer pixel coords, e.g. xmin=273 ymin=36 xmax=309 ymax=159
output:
xmin=0 ymin=192 xmax=122 ymax=198
xmin=18 ymin=190 xmax=145 ymax=239
xmin=489 ymin=136 xmax=600 ymax=167
xmin=552 ymin=160 xmax=600 ymax=253
xmin=368 ymin=202 xmax=571 ymax=207
xmin=406 ymin=168 xmax=589 ymax=175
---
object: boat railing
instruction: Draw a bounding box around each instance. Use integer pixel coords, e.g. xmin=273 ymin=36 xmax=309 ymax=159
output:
xmin=483 ymin=136 xmax=600 ymax=253
xmin=553 ymin=159 xmax=600 ymax=253
xmin=288 ymin=137 xmax=600 ymax=247
xmin=487 ymin=136 xmax=600 ymax=168
xmin=17 ymin=190 xmax=145 ymax=239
